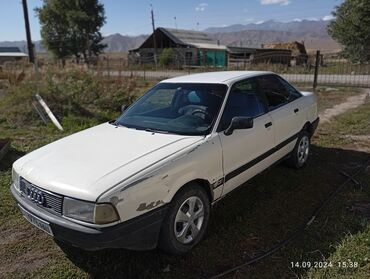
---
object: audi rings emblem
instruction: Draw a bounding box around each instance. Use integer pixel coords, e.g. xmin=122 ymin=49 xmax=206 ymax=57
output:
xmin=26 ymin=186 xmax=45 ymax=205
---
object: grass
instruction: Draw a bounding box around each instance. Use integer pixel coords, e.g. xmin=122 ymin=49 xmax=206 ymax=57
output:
xmin=330 ymin=101 xmax=370 ymax=135
xmin=315 ymin=99 xmax=370 ymax=148
xmin=314 ymin=86 xmax=362 ymax=113
xmin=0 ymin=81 xmax=369 ymax=278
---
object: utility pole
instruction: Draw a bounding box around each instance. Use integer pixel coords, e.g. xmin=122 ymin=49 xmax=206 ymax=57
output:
xmin=22 ymin=0 xmax=35 ymax=64
xmin=174 ymin=16 xmax=178 ymax=29
xmin=150 ymin=4 xmax=158 ymax=68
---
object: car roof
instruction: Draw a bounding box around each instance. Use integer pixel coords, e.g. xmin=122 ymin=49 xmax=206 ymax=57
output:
xmin=161 ymin=71 xmax=274 ymax=85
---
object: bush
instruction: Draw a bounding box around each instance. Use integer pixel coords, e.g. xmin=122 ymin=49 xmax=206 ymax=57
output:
xmin=159 ymin=48 xmax=175 ymax=67
xmin=0 ymin=66 xmax=151 ymax=128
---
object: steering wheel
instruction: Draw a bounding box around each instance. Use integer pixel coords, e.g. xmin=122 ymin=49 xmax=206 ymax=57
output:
xmin=191 ymin=109 xmax=212 ymax=122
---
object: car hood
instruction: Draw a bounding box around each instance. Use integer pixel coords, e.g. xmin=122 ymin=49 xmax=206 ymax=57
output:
xmin=14 ymin=123 xmax=203 ymax=201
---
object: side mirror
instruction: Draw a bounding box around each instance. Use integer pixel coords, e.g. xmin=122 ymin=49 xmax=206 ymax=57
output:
xmin=121 ymin=104 xmax=129 ymax=113
xmin=224 ymin=116 xmax=253 ymax=136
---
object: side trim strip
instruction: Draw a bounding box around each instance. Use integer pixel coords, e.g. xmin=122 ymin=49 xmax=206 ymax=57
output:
xmin=224 ymin=132 xmax=300 ymax=182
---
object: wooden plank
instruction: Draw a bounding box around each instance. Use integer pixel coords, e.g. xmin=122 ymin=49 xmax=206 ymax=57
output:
xmin=0 ymin=139 xmax=10 ymax=162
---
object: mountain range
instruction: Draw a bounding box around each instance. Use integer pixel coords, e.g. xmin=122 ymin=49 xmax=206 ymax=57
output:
xmin=0 ymin=19 xmax=340 ymax=54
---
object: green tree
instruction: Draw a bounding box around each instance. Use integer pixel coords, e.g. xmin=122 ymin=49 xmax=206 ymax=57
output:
xmin=328 ymin=0 xmax=370 ymax=63
xmin=36 ymin=0 xmax=106 ymax=65
xmin=159 ymin=48 xmax=175 ymax=67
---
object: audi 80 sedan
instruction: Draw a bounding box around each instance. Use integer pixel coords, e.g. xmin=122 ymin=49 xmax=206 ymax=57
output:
xmin=11 ymin=71 xmax=319 ymax=254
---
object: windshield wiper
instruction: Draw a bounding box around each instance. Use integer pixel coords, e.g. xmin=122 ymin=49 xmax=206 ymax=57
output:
xmin=144 ymin=128 xmax=170 ymax=134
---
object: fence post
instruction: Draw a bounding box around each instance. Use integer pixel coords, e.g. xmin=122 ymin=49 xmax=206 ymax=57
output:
xmin=313 ymin=50 xmax=320 ymax=90
xmin=107 ymin=57 xmax=110 ymax=78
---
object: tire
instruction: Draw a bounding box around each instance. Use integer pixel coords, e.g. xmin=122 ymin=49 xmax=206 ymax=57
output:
xmin=287 ymin=130 xmax=310 ymax=169
xmin=158 ymin=183 xmax=210 ymax=255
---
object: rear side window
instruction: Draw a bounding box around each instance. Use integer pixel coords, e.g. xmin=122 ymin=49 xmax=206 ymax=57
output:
xmin=218 ymin=78 xmax=266 ymax=131
xmin=256 ymin=75 xmax=300 ymax=110
xmin=278 ymin=77 xmax=302 ymax=100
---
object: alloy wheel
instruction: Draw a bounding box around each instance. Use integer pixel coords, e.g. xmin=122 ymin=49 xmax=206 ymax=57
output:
xmin=174 ymin=196 xmax=205 ymax=244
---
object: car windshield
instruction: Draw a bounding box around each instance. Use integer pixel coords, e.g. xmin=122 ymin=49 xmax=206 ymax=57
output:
xmin=115 ymin=83 xmax=228 ymax=135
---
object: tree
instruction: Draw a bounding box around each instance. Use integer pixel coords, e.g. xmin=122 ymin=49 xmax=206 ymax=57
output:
xmin=328 ymin=0 xmax=370 ymax=63
xmin=36 ymin=0 xmax=106 ymax=65
xmin=159 ymin=48 xmax=175 ymax=67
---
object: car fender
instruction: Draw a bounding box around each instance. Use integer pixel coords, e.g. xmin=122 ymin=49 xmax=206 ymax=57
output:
xmin=98 ymin=134 xmax=224 ymax=222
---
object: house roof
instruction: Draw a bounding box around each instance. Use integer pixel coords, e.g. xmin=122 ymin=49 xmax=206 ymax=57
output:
xmin=159 ymin=28 xmax=215 ymax=45
xmin=135 ymin=27 xmax=226 ymax=51
xmin=262 ymin=41 xmax=307 ymax=55
xmin=189 ymin=42 xmax=227 ymax=50
xmin=0 ymin=47 xmax=22 ymax=53
xmin=0 ymin=52 xmax=28 ymax=57
xmin=0 ymin=47 xmax=27 ymax=57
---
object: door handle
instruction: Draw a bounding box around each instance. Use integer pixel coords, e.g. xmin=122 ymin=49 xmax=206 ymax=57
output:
xmin=294 ymin=108 xmax=299 ymax=113
xmin=265 ymin=122 xmax=272 ymax=128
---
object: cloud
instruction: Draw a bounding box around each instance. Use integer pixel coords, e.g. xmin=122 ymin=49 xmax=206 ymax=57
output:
xmin=322 ymin=15 xmax=335 ymax=21
xmin=195 ymin=3 xmax=208 ymax=12
xmin=260 ymin=0 xmax=291 ymax=6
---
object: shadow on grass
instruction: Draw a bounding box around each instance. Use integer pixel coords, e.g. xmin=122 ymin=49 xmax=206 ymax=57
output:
xmin=0 ymin=148 xmax=26 ymax=172
xmin=48 ymin=145 xmax=370 ymax=278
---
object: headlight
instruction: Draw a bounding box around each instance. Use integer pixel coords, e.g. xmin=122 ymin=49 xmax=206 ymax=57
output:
xmin=63 ymin=197 xmax=119 ymax=224
xmin=12 ymin=168 xmax=20 ymax=192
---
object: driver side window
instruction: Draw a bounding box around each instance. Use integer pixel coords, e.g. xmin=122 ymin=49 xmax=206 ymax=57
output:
xmin=218 ymin=78 xmax=266 ymax=131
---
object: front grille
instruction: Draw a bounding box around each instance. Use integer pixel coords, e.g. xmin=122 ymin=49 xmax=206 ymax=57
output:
xmin=20 ymin=178 xmax=63 ymax=215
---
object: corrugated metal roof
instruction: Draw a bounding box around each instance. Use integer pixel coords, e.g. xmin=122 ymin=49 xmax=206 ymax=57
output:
xmin=0 ymin=52 xmax=28 ymax=57
xmin=189 ymin=42 xmax=227 ymax=50
xmin=0 ymin=47 xmax=22 ymax=53
xmin=159 ymin=27 xmax=225 ymax=49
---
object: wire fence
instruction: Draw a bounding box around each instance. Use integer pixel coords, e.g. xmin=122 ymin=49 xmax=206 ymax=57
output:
xmin=93 ymin=50 xmax=370 ymax=88
xmin=1 ymin=51 xmax=370 ymax=89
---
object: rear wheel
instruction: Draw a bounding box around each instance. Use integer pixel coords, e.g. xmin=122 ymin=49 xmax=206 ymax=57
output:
xmin=159 ymin=183 xmax=210 ymax=255
xmin=287 ymin=131 xmax=310 ymax=168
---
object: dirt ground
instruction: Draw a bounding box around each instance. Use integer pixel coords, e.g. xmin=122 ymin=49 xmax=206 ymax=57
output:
xmin=319 ymin=88 xmax=370 ymax=123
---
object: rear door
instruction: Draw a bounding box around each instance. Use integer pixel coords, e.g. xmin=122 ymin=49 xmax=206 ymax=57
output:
xmin=218 ymin=78 xmax=274 ymax=195
xmin=255 ymin=75 xmax=304 ymax=146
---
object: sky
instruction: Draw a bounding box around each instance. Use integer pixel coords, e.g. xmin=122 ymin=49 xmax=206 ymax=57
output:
xmin=0 ymin=0 xmax=343 ymax=41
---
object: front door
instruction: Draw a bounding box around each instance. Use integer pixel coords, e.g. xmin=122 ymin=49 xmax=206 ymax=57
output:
xmin=218 ymin=78 xmax=274 ymax=195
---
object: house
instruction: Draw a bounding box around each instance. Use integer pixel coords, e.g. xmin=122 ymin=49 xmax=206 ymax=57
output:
xmin=0 ymin=47 xmax=28 ymax=65
xmin=227 ymin=46 xmax=292 ymax=67
xmin=261 ymin=41 xmax=308 ymax=65
xmin=129 ymin=27 xmax=228 ymax=67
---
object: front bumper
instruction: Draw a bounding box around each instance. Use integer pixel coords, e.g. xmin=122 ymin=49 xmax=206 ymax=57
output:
xmin=11 ymin=184 xmax=168 ymax=251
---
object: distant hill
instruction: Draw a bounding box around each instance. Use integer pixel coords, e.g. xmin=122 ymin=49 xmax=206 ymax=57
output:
xmin=101 ymin=33 xmax=147 ymax=52
xmin=0 ymin=33 xmax=146 ymax=54
xmin=205 ymin=19 xmax=340 ymax=52
xmin=208 ymin=30 xmax=340 ymax=52
xmin=0 ymin=19 xmax=340 ymax=54
xmin=204 ymin=19 xmax=329 ymax=34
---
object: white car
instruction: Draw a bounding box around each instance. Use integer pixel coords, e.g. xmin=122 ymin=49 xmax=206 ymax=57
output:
xmin=11 ymin=71 xmax=319 ymax=255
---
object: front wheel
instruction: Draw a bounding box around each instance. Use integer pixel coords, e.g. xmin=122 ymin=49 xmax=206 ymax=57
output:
xmin=287 ymin=131 xmax=310 ymax=168
xmin=158 ymin=183 xmax=210 ymax=255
